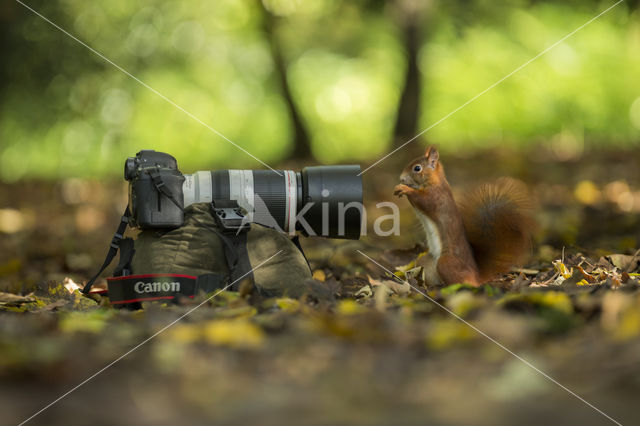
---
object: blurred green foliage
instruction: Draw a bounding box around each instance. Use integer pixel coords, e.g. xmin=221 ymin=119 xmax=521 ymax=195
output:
xmin=0 ymin=0 xmax=639 ymax=181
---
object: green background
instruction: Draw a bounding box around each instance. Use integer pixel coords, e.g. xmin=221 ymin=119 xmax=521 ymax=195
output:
xmin=1 ymin=0 xmax=639 ymax=181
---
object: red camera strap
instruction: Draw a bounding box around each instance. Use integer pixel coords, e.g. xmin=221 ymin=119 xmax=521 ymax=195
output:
xmin=106 ymin=273 xmax=227 ymax=305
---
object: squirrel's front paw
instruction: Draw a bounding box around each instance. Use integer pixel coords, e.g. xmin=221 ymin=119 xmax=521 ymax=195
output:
xmin=393 ymin=184 xmax=412 ymax=197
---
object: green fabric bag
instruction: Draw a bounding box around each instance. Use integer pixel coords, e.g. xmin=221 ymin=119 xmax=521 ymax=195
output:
xmin=130 ymin=203 xmax=311 ymax=297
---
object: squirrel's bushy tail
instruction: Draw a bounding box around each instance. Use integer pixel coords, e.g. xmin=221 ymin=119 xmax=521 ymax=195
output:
xmin=459 ymin=178 xmax=535 ymax=282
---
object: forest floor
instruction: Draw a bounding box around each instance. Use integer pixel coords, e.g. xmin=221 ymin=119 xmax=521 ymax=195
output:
xmin=2 ymin=147 xmax=640 ymax=425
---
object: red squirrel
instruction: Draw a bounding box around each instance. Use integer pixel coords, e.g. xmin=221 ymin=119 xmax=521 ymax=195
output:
xmin=393 ymin=146 xmax=534 ymax=287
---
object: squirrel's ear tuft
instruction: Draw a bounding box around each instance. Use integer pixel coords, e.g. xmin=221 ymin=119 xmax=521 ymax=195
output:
xmin=425 ymin=146 xmax=439 ymax=169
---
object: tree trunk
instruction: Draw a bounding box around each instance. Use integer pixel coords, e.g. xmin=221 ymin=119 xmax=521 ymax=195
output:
xmin=260 ymin=5 xmax=313 ymax=160
xmin=393 ymin=13 xmax=422 ymax=145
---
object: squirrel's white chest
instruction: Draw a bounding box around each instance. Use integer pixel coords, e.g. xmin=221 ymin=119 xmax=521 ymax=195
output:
xmin=415 ymin=211 xmax=442 ymax=259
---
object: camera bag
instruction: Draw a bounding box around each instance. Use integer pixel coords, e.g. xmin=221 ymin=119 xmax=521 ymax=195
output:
xmin=86 ymin=203 xmax=312 ymax=307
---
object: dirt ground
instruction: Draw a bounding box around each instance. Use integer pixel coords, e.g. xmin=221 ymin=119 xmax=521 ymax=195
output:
xmin=2 ymin=147 xmax=640 ymax=425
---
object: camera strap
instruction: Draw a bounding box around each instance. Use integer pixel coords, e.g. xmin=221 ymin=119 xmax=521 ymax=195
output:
xmin=215 ymin=228 xmax=254 ymax=286
xmin=149 ymin=166 xmax=181 ymax=205
xmin=209 ymin=201 xmax=257 ymax=291
xmin=82 ymin=206 xmax=131 ymax=294
xmin=83 ymin=168 xmax=178 ymax=295
xmin=107 ymin=273 xmax=228 ymax=306
xmin=113 ymin=237 xmax=135 ymax=277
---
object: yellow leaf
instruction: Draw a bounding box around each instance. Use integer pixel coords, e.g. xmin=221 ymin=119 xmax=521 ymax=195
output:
xmin=396 ymin=260 xmax=416 ymax=273
xmin=59 ymin=310 xmax=113 ymax=334
xmin=395 ymin=253 xmax=427 ymax=279
xmin=167 ymin=324 xmax=201 ymax=344
xmin=499 ymin=291 xmax=573 ymax=315
xmin=615 ymin=308 xmax=640 ymax=341
xmin=446 ymin=292 xmax=483 ymax=317
xmin=312 ymin=269 xmax=326 ymax=282
xmin=532 ymin=292 xmax=574 ymax=314
xmin=275 ymin=298 xmax=300 ymax=312
xmin=552 ymin=260 xmax=573 ymax=279
xmin=574 ymin=180 xmax=600 ymax=205
xmin=336 ymin=299 xmax=367 ymax=315
xmin=426 ymin=320 xmax=475 ymax=350
xmin=396 ymin=253 xmax=424 ymax=271
xmin=203 ymin=319 xmax=264 ymax=349
xmin=214 ymin=305 xmax=257 ymax=319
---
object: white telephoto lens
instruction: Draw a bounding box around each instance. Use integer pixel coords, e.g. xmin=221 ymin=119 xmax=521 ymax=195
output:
xmin=182 ymin=171 xmax=212 ymax=207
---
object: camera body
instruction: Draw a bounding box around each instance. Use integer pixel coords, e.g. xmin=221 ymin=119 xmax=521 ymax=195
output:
xmin=124 ymin=150 xmax=185 ymax=229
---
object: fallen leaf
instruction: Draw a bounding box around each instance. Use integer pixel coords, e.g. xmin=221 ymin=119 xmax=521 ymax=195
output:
xmin=374 ymin=284 xmax=390 ymax=312
xmin=511 ymin=267 xmax=540 ymax=275
xmin=203 ymin=318 xmax=265 ymax=349
xmin=574 ymin=265 xmax=597 ymax=283
xmin=275 ymin=298 xmax=300 ymax=313
xmin=0 ymin=292 xmax=35 ymax=305
xmin=446 ymin=291 xmax=485 ymax=317
xmin=552 ymin=260 xmax=573 ymax=279
xmin=336 ymin=299 xmax=367 ymax=315
xmin=395 ymin=252 xmax=427 ymax=279
xmin=59 ymin=310 xmax=113 ymax=333
xmin=403 ymin=266 xmax=423 ymax=282
xmin=601 ymin=292 xmax=634 ymax=332
xmin=426 ymin=319 xmax=475 ymax=350
xmin=63 ymin=277 xmax=82 ymax=293
xmin=607 ymin=254 xmax=639 ymax=272
xmin=312 ymin=269 xmax=326 ymax=282
xmin=354 ymin=285 xmax=372 ymax=298
xmin=499 ymin=291 xmax=573 ymax=315
xmin=440 ymin=283 xmax=478 ymax=296
xmin=368 ymin=276 xmax=411 ymax=296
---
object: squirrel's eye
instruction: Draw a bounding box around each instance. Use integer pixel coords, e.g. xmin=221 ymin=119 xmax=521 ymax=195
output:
xmin=413 ymin=164 xmax=422 ymax=172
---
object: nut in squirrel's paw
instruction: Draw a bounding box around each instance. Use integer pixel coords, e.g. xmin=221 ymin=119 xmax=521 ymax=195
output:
xmin=393 ymin=184 xmax=412 ymax=197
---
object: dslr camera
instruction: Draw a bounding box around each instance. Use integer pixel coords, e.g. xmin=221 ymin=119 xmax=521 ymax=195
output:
xmin=124 ymin=150 xmax=363 ymax=239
